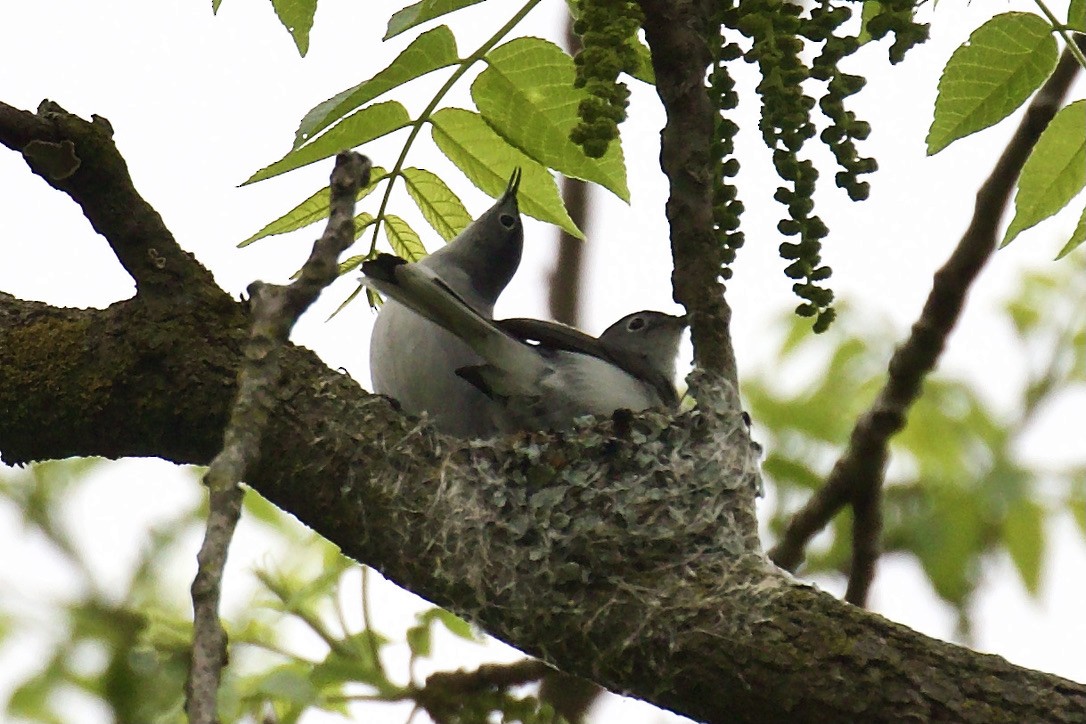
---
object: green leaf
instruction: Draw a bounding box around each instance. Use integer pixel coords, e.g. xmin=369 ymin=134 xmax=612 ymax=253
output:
xmin=384 ymin=214 xmax=428 ymax=261
xmin=1002 ymin=100 xmax=1086 ymax=246
xmin=253 ymin=664 xmax=319 ymax=706
xmin=405 ymin=624 xmax=432 ymax=657
xmin=1072 ymin=491 xmax=1086 ymax=538
xmin=428 ymin=608 xmax=476 ymax=641
xmin=430 ymin=107 xmax=582 ymax=237
xmin=627 ymin=38 xmax=655 ymax=85
xmin=1069 ymin=0 xmax=1086 ymax=32
xmin=1056 ymin=204 xmax=1086 ymax=259
xmin=212 ymin=0 xmax=223 ymax=13
xmin=294 ymin=27 xmax=459 ymax=147
xmin=246 ymin=102 xmax=411 ymax=184
xmin=857 ymin=0 xmax=882 ymax=45
xmin=270 ymin=0 xmax=317 ymax=57
xmin=1004 ymin=498 xmax=1046 ymax=595
xmin=926 ymin=12 xmax=1058 ymax=155
xmin=402 ymin=168 xmax=472 ymax=241
xmin=239 ymin=169 xmax=386 ymax=247
xmin=327 ymin=280 xmax=370 ymax=321
xmin=385 ymin=0 xmax=485 ymax=40
xmin=914 ymin=487 xmax=983 ymax=605
xmin=472 ymin=37 xmax=629 ymax=201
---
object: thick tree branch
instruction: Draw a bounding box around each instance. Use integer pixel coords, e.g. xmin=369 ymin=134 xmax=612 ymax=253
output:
xmin=4 ymin=68 xmax=1086 ymax=723
xmin=768 ymin=40 xmax=1086 ymax=602
xmin=0 ymin=100 xmax=218 ymax=295
xmin=639 ymin=0 xmax=738 ymax=388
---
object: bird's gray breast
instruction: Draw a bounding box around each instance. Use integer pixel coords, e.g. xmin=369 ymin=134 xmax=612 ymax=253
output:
xmin=369 ymin=298 xmax=503 ymax=438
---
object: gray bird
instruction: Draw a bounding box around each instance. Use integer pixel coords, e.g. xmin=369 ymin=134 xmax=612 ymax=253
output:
xmin=369 ymin=170 xmax=523 ymax=437
xmin=362 ymin=253 xmax=687 ymax=433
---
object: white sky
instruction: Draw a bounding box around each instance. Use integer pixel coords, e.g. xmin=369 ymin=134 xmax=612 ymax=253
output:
xmin=1 ymin=0 xmax=1085 ymax=722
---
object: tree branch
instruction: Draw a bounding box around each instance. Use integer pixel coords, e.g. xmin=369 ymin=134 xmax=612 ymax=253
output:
xmin=768 ymin=40 xmax=1086 ymax=605
xmin=186 ymin=152 xmax=371 ymax=723
xmin=4 ymin=57 xmax=1086 ymax=722
xmin=638 ymin=0 xmax=739 ymax=389
xmin=0 ymin=100 xmax=218 ymax=295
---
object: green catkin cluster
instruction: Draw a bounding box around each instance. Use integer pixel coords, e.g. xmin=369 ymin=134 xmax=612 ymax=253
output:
xmin=865 ymin=0 xmax=931 ymax=64
xmin=709 ymin=0 xmax=926 ymax=331
xmin=569 ymin=0 xmax=644 ymax=158
xmin=710 ymin=4 xmax=746 ymax=280
xmin=569 ymin=0 xmax=928 ymax=331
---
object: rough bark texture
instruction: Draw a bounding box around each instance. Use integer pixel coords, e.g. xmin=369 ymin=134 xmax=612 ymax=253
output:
xmin=639 ymin=0 xmax=738 ymax=385
xmin=2 ymin=286 xmax=1085 ymax=722
xmin=3 ymin=23 xmax=1086 ymax=724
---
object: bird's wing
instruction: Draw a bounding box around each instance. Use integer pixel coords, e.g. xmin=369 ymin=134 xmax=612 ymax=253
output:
xmin=496 ymin=318 xmax=610 ymax=358
xmin=362 ymin=254 xmax=543 ymax=378
xmin=497 ymin=317 xmax=677 ymax=408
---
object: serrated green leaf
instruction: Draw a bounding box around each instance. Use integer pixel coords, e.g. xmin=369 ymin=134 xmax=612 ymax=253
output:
xmin=384 ymin=214 xmax=428 ymax=261
xmin=1056 ymin=204 xmax=1086 ymax=259
xmin=1004 ymin=498 xmax=1045 ymax=595
xmin=385 ymin=0 xmax=484 ymax=40
xmin=212 ymin=0 xmax=223 ymax=13
xmin=246 ymin=102 xmax=410 ymax=185
xmin=295 ymin=27 xmax=459 ymax=147
xmin=927 ymin=12 xmax=1058 ymax=155
xmin=430 ymin=107 xmax=582 ymax=237
xmin=1003 ymin=100 xmax=1086 ymax=246
xmin=1069 ymin=0 xmax=1086 ymax=31
xmin=239 ymin=169 xmax=386 ymax=247
xmin=270 ymin=0 xmax=317 ymax=57
xmin=473 ymin=37 xmax=629 ymax=201
xmin=402 ymin=167 xmax=472 ymax=241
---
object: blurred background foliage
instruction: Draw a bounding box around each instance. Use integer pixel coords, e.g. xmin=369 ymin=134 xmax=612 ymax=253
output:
xmin=2 ymin=255 xmax=1084 ymax=721
xmin=749 ymin=252 xmax=1086 ymax=636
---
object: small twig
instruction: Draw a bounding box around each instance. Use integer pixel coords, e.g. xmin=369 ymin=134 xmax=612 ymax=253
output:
xmin=185 ymin=152 xmax=371 ymax=724
xmin=768 ymin=39 xmax=1086 ymax=607
xmin=361 ymin=566 xmax=383 ymax=674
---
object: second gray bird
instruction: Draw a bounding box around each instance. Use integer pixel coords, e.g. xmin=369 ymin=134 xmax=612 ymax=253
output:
xmin=369 ymin=170 xmax=523 ymax=438
xmin=363 ymin=253 xmax=687 ymax=433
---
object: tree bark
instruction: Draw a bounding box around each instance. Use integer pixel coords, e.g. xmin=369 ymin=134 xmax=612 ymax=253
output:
xmin=1 ymin=104 xmax=1083 ymax=719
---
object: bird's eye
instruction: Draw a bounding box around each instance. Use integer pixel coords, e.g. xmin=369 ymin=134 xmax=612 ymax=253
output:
xmin=499 ymin=213 xmax=516 ymax=229
xmin=627 ymin=316 xmax=646 ymax=331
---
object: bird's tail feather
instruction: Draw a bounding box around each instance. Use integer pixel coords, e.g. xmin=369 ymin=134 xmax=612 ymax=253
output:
xmin=362 ymin=254 xmax=540 ymax=377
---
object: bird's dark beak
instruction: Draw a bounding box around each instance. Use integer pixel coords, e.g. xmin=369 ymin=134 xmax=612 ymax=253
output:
xmin=504 ymin=167 xmax=522 ymax=199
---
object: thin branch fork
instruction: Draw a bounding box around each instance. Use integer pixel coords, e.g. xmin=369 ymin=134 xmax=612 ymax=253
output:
xmin=186 ymin=152 xmax=371 ymax=724
xmin=769 ymin=39 xmax=1086 ymax=606
xmin=4 ymin=32 xmax=1086 ymax=720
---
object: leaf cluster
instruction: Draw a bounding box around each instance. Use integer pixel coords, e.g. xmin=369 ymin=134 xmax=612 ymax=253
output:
xmin=927 ymin=10 xmax=1086 ymax=257
xmin=0 ymin=470 xmax=562 ymax=723
xmin=748 ymin=256 xmax=1086 ymax=631
xmin=240 ymin=1 xmax=632 ymax=305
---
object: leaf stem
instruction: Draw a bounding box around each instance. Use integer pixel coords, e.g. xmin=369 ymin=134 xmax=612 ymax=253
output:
xmin=368 ymin=0 xmax=545 ymax=254
xmin=1033 ymin=0 xmax=1086 ymax=69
